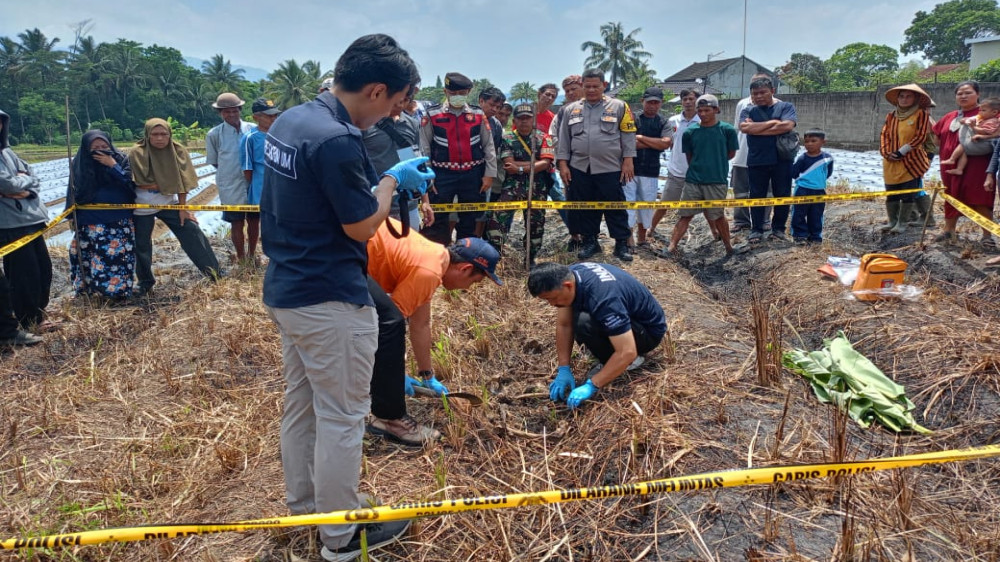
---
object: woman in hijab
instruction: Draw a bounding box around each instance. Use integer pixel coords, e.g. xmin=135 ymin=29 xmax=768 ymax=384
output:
xmin=933 ymin=80 xmax=995 ymax=247
xmin=67 ymin=130 xmax=136 ymax=299
xmin=879 ymin=83 xmax=932 ymax=234
xmin=130 ymin=119 xmax=221 ymax=295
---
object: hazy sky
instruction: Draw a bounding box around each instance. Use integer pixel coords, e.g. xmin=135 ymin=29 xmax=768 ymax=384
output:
xmin=3 ymin=0 xmax=943 ymax=90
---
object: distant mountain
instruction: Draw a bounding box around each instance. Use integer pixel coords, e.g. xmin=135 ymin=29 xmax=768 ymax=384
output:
xmin=184 ymin=57 xmax=270 ymax=82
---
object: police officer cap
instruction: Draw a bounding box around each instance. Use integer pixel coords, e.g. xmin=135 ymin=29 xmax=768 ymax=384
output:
xmin=444 ymin=72 xmax=473 ymax=91
xmin=212 ymin=92 xmax=245 ymax=109
xmin=513 ymin=103 xmax=534 ymax=117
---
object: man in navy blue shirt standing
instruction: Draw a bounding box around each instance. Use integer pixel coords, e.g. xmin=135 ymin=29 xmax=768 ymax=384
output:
xmin=260 ymin=34 xmax=431 ymax=562
xmin=527 ymin=262 xmax=667 ymax=410
xmin=739 ymin=77 xmax=797 ymax=244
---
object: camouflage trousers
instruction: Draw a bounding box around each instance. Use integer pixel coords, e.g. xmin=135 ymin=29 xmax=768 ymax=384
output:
xmin=485 ymin=177 xmax=549 ymax=258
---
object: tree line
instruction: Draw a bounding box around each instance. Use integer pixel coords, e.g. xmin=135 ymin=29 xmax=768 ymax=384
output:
xmin=3 ymin=0 xmax=1000 ymax=146
xmin=0 ymin=22 xmax=335 ymax=146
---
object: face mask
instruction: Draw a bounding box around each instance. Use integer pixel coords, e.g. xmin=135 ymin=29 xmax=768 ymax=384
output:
xmin=448 ymin=95 xmax=468 ymax=108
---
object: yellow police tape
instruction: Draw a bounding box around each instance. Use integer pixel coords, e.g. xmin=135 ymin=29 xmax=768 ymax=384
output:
xmin=0 ymin=207 xmax=76 ymax=259
xmin=2 ymin=443 xmax=998 ymax=550
xmin=429 ymin=187 xmax=929 ymax=212
xmin=72 ymin=189 xmax=929 ymax=214
xmin=76 ymin=203 xmax=260 ymax=212
xmin=940 ymin=192 xmax=1000 ymax=238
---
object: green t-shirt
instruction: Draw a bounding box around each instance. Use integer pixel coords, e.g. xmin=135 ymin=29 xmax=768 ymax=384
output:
xmin=682 ymin=121 xmax=739 ymax=185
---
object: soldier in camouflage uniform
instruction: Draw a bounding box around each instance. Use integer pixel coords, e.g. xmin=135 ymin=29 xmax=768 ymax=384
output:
xmin=485 ymin=103 xmax=555 ymax=266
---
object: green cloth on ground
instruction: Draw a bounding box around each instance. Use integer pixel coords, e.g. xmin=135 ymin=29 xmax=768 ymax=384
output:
xmin=782 ymin=331 xmax=931 ymax=434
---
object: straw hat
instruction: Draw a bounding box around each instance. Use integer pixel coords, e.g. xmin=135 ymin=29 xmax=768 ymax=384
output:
xmin=885 ymin=83 xmax=932 ymax=108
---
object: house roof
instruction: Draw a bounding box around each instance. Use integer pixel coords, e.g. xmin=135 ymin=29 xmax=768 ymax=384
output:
xmin=656 ymin=81 xmax=724 ymax=96
xmin=662 ymin=56 xmax=771 ymax=81
xmin=965 ymin=35 xmax=1000 ymax=45
xmin=918 ymin=64 xmax=961 ymax=79
xmin=607 ymin=80 xmax=722 ymax=98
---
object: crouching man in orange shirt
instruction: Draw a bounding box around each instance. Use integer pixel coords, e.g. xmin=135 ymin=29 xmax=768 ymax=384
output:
xmin=366 ymin=218 xmax=502 ymax=445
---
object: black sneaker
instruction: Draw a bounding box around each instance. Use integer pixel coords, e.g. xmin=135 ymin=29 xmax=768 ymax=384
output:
xmin=577 ymin=239 xmax=602 ymax=260
xmin=321 ymin=520 xmax=411 ymax=561
xmin=613 ymin=241 xmax=633 ymax=262
xmin=133 ymin=285 xmax=154 ymax=298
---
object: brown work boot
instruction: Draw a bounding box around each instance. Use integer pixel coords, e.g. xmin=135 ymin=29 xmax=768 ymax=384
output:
xmin=367 ymin=414 xmax=440 ymax=446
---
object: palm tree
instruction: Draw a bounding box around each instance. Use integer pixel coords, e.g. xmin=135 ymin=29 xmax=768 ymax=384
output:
xmin=580 ymin=22 xmax=652 ymax=89
xmin=509 ymin=81 xmax=537 ymax=104
xmin=1 ymin=36 xmax=29 ymax=135
xmin=16 ymin=28 xmax=64 ymax=84
xmin=183 ymin=80 xmax=220 ymax=121
xmin=267 ymin=59 xmax=315 ymax=109
xmin=201 ymin=54 xmax=245 ymax=93
xmin=102 ymin=40 xmax=146 ymax=111
xmin=67 ymin=35 xmax=109 ymax=122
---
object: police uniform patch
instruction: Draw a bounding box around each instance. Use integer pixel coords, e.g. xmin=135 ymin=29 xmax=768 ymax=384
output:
xmin=567 ymin=117 xmax=584 ymax=125
xmin=264 ymin=134 xmax=298 ymax=180
xmin=465 ymin=113 xmax=476 ymax=122
xmin=620 ymin=105 xmax=637 ymax=133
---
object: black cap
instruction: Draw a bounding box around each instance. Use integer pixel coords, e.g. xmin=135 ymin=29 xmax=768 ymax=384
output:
xmin=642 ymin=87 xmax=664 ymax=101
xmin=251 ymin=98 xmax=282 ymax=115
xmin=513 ymin=103 xmax=534 ymax=117
xmin=444 ymin=72 xmax=473 ymax=91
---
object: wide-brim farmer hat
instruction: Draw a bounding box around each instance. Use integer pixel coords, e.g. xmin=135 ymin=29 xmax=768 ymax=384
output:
xmin=885 ymin=83 xmax=933 ymax=109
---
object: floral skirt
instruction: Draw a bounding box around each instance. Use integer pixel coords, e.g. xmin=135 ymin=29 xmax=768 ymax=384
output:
xmin=70 ymin=219 xmax=136 ymax=298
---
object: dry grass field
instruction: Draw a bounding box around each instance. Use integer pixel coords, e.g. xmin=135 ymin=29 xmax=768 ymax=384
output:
xmin=2 ymin=196 xmax=999 ymax=561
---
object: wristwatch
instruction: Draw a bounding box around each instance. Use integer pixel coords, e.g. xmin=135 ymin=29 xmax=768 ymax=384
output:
xmin=419 ymin=370 xmax=434 ymax=381
xmin=518 ymin=165 xmax=524 ymax=174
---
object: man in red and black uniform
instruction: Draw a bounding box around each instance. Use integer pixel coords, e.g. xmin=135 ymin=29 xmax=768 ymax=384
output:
xmin=419 ymin=72 xmax=497 ymax=244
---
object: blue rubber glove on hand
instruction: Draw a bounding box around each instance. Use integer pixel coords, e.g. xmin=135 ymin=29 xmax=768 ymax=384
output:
xmin=404 ymin=375 xmax=420 ymax=397
xmin=383 ymin=156 xmax=434 ymax=196
xmin=420 ymin=375 xmax=449 ymax=396
xmin=549 ymin=366 xmax=575 ymax=402
xmin=567 ymin=380 xmax=599 ymax=410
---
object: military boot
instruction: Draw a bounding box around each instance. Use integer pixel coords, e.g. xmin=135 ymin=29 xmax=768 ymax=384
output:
xmin=577 ymin=236 xmax=602 ymax=260
xmin=613 ymin=239 xmax=633 ymax=262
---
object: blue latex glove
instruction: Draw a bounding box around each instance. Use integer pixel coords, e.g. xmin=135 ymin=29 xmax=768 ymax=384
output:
xmin=419 ymin=375 xmax=449 ymax=396
xmin=549 ymin=366 xmax=575 ymax=402
xmin=383 ymin=156 xmax=434 ymax=196
xmin=567 ymin=380 xmax=599 ymax=410
xmin=404 ymin=375 xmax=420 ymax=397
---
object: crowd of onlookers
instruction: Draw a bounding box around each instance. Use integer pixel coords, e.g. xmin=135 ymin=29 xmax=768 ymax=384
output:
xmin=2 ymin=68 xmax=999 ymax=350
xmin=3 ymin=32 xmax=1000 ymax=561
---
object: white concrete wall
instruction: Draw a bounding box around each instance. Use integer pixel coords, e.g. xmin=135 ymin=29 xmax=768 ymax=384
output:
xmin=970 ymin=40 xmax=1000 ymax=69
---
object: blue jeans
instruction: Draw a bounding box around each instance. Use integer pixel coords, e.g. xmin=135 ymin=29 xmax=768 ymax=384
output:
xmin=791 ymin=186 xmax=826 ymax=241
xmin=549 ymin=172 xmax=571 ymax=230
xmin=748 ymin=162 xmax=792 ymax=234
